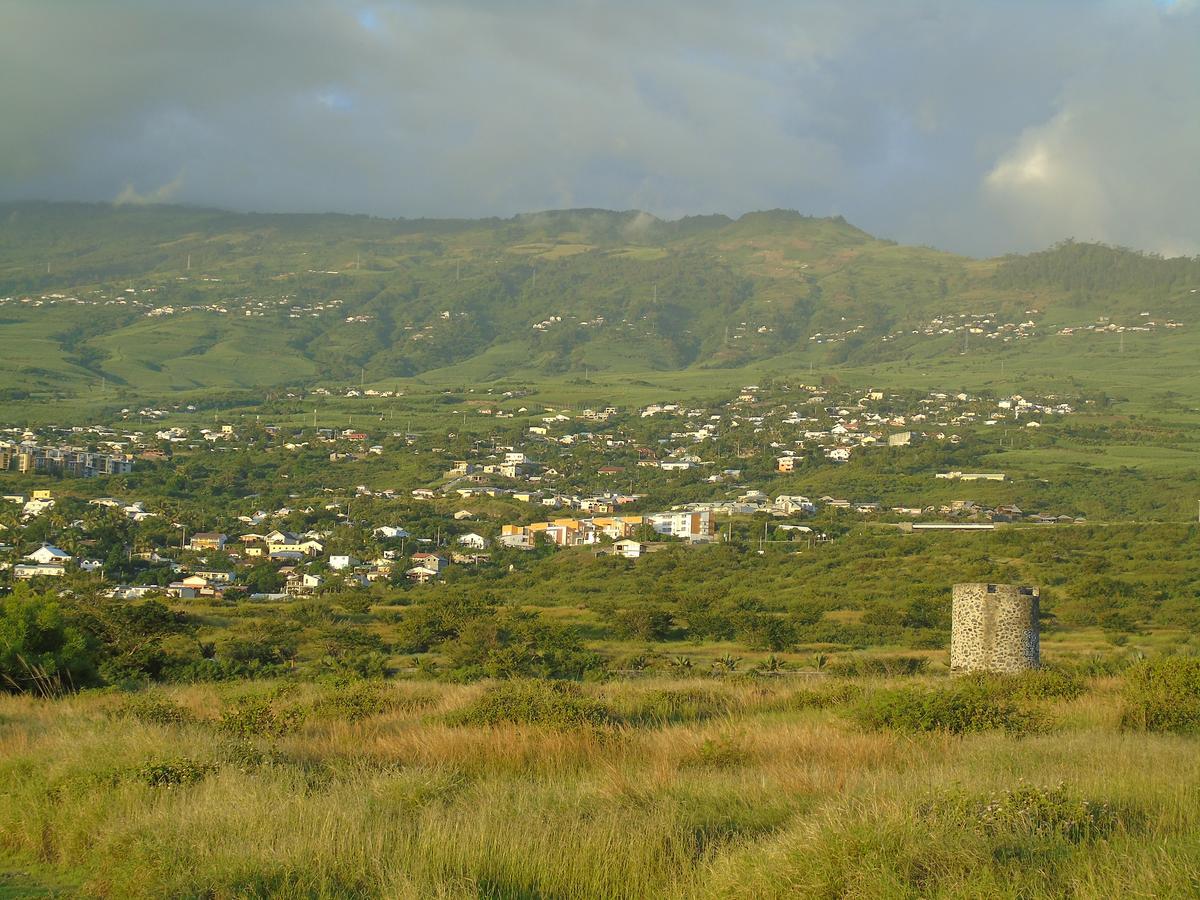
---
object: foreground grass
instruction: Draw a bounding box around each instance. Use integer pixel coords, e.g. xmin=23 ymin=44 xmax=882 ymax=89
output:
xmin=0 ymin=676 xmax=1197 ymax=898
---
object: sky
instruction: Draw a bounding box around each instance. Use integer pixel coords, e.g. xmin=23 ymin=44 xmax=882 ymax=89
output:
xmin=2 ymin=0 xmax=1197 ymax=257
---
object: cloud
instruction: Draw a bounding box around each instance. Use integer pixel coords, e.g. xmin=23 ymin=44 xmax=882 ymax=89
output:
xmin=114 ymin=174 xmax=186 ymax=206
xmin=981 ymin=5 xmax=1200 ymax=256
xmin=0 ymin=0 xmax=1196 ymax=257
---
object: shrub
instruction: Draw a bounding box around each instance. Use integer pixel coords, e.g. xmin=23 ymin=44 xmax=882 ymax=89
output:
xmin=826 ymin=655 xmax=929 ymax=677
xmin=134 ymin=758 xmax=217 ymax=788
xmin=120 ymin=693 xmax=195 ymax=726
xmin=682 ymin=734 xmax=746 ymax=769
xmin=850 ymin=678 xmax=1039 ymax=735
xmin=769 ymin=683 xmax=862 ymax=712
xmin=446 ymin=680 xmax=614 ymax=728
xmin=928 ymin=782 xmax=1122 ymax=844
xmin=1120 ymin=656 xmax=1200 ymax=734
xmin=1009 ymin=668 xmax=1086 ymax=701
xmin=608 ymin=605 xmax=675 ymax=641
xmin=309 ymin=682 xmax=409 ymax=722
xmin=219 ymin=695 xmax=306 ymax=739
xmin=629 ymin=687 xmax=734 ymax=724
xmin=0 ymin=589 xmax=98 ymax=694
xmin=336 ymin=595 xmax=374 ymax=616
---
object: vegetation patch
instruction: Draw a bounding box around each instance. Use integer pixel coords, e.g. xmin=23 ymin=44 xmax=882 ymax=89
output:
xmin=850 ymin=678 xmax=1041 ymax=735
xmin=118 ymin=693 xmax=195 ymax=727
xmin=624 ymin=687 xmax=735 ymax=725
xmin=133 ymin=757 xmax=217 ymax=788
xmin=825 ymin=655 xmax=929 ymax=677
xmin=446 ymin=680 xmax=614 ymax=728
xmin=1120 ymin=656 xmax=1200 ymax=734
xmin=219 ymin=694 xmax=307 ymax=739
xmin=926 ymin=783 xmax=1124 ymax=844
xmin=1008 ymin=668 xmax=1087 ymax=701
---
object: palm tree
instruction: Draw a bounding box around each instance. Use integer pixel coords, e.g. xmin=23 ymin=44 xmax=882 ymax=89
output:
xmin=759 ymin=654 xmax=785 ymax=675
xmin=714 ymin=654 xmax=742 ymax=674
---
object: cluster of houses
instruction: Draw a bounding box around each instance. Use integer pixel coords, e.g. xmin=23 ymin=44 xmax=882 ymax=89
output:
xmin=1057 ymin=314 xmax=1184 ymax=337
xmin=881 ymin=310 xmax=1040 ymax=346
xmin=0 ymin=441 xmax=132 ymax=477
xmin=11 ymin=543 xmax=102 ymax=580
xmin=498 ymin=509 xmax=715 ymax=550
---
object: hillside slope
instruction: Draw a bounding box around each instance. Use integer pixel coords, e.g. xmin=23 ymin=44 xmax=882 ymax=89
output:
xmin=0 ymin=203 xmax=1196 ymax=396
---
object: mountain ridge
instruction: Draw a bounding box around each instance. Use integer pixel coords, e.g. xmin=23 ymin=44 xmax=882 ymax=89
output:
xmin=0 ymin=202 xmax=1195 ymax=396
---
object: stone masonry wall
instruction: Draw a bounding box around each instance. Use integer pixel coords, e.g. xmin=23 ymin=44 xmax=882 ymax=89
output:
xmin=950 ymin=583 xmax=1039 ymax=673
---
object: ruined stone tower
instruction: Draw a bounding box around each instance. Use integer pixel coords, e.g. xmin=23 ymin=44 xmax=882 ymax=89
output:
xmin=950 ymin=583 xmax=1040 ymax=673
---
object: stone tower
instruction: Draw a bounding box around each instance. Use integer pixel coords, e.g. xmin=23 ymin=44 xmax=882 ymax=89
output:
xmin=950 ymin=583 xmax=1040 ymax=674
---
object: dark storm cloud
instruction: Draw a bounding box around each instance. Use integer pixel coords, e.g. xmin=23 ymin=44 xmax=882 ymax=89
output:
xmin=2 ymin=0 xmax=1196 ymax=256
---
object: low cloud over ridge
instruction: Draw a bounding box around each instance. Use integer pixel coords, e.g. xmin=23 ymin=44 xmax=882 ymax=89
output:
xmin=2 ymin=1 xmax=1196 ymax=257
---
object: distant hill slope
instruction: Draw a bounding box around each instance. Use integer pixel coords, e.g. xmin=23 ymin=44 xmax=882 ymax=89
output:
xmin=0 ymin=203 xmax=1196 ymax=394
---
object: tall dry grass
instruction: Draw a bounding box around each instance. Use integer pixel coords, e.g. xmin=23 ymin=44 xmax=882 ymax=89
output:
xmin=0 ymin=675 xmax=1196 ymax=898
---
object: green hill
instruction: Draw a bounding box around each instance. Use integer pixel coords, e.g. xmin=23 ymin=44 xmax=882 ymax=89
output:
xmin=0 ymin=202 xmax=1196 ymax=398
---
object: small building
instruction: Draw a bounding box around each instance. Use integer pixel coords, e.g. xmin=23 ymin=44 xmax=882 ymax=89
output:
xmin=612 ymin=539 xmax=644 ymax=559
xmin=411 ymin=552 xmax=447 ymax=572
xmin=188 ymin=532 xmax=227 ymax=551
xmin=405 ymin=565 xmax=440 ymax=583
xmin=24 ymin=544 xmax=72 ymax=566
xmin=456 ymin=532 xmax=487 ymax=550
xmin=14 ymin=563 xmax=67 ymax=580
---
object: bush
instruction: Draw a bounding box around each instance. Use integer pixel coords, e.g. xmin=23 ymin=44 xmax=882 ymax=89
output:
xmin=446 ymin=680 xmax=614 ymax=728
xmin=1120 ymin=656 xmax=1200 ymax=734
xmin=219 ymin=695 xmax=307 ymax=739
xmin=309 ymin=682 xmax=405 ymax=722
xmin=928 ymin=782 xmax=1122 ymax=844
xmin=768 ymin=683 xmax=862 ymax=712
xmin=134 ymin=758 xmax=217 ymax=788
xmin=606 ymin=604 xmax=675 ymax=641
xmin=1009 ymin=668 xmax=1086 ymax=701
xmin=443 ymin=608 xmax=603 ymax=680
xmin=850 ymin=678 xmax=1039 ymax=735
xmin=120 ymin=693 xmax=195 ymax=726
xmin=0 ymin=589 xmax=98 ymax=694
xmin=826 ymin=655 xmax=929 ymax=677
xmin=628 ymin=687 xmax=734 ymax=724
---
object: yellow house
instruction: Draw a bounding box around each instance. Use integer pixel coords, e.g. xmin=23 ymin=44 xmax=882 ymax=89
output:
xmin=32 ymin=489 xmax=54 ymax=500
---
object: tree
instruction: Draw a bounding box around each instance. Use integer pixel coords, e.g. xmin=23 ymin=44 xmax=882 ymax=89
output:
xmin=75 ymin=598 xmax=192 ymax=683
xmin=0 ymin=587 xmax=97 ymax=694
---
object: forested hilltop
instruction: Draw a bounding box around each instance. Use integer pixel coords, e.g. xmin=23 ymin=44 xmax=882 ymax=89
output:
xmin=1 ymin=202 xmax=1197 ymax=396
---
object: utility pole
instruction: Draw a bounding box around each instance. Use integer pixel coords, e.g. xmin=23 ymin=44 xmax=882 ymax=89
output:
xmin=186 ymin=253 xmax=191 ymax=271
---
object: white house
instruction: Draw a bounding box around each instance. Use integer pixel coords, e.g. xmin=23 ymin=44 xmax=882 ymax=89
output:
xmin=329 ymin=555 xmax=358 ymax=571
xmin=456 ymin=532 xmax=488 ymax=550
xmin=25 ymin=544 xmax=72 ymax=565
xmin=373 ymin=525 xmax=410 ymax=539
xmin=612 ymin=539 xmax=644 ymax=559
xmin=14 ymin=563 xmax=67 ymax=580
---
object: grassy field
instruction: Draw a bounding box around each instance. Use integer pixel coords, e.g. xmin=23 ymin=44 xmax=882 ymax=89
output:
xmin=1 ymin=673 xmax=1198 ymax=898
